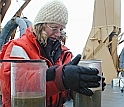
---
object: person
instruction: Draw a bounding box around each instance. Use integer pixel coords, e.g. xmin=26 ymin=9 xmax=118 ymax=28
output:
xmin=0 ymin=0 xmax=106 ymax=107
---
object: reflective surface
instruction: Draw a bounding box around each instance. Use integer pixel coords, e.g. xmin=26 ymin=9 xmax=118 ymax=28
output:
xmin=64 ymin=85 xmax=124 ymax=107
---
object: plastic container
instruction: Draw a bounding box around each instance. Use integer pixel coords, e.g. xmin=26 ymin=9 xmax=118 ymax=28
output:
xmin=73 ymin=60 xmax=102 ymax=107
xmin=11 ymin=60 xmax=47 ymax=107
xmin=111 ymin=78 xmax=120 ymax=87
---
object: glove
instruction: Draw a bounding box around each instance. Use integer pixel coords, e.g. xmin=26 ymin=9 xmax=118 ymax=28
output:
xmin=62 ymin=54 xmax=101 ymax=96
xmin=46 ymin=54 xmax=82 ymax=81
xmin=46 ymin=65 xmax=58 ymax=81
xmin=102 ymin=76 xmax=106 ymax=91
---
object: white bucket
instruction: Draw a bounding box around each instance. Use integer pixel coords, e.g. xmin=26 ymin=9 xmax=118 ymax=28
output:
xmin=112 ymin=78 xmax=120 ymax=87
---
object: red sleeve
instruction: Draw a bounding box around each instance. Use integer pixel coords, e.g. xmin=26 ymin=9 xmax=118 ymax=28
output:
xmin=46 ymin=51 xmax=73 ymax=97
xmin=55 ymin=65 xmax=66 ymax=90
xmin=0 ymin=42 xmax=14 ymax=107
xmin=46 ymin=65 xmax=65 ymax=97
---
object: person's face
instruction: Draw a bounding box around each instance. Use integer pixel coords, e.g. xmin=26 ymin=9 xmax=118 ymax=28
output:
xmin=45 ymin=23 xmax=65 ymax=41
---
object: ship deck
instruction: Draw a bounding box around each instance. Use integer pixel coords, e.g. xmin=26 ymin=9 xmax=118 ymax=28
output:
xmin=0 ymin=84 xmax=124 ymax=107
xmin=64 ymin=84 xmax=124 ymax=107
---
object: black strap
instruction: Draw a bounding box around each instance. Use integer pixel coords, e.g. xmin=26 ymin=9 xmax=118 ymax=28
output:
xmin=50 ymin=96 xmax=52 ymax=107
xmin=62 ymin=51 xmax=70 ymax=64
xmin=57 ymin=92 xmax=62 ymax=107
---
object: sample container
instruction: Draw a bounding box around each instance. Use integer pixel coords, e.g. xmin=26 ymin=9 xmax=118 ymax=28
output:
xmin=11 ymin=60 xmax=47 ymax=107
xmin=73 ymin=60 xmax=102 ymax=107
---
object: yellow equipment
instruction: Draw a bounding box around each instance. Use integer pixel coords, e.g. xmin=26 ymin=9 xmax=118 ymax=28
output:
xmin=82 ymin=0 xmax=122 ymax=84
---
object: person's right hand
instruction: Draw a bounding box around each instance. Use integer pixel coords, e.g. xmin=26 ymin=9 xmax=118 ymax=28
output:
xmin=62 ymin=54 xmax=101 ymax=96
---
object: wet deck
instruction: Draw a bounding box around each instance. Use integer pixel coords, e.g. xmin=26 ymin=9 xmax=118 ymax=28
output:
xmin=101 ymin=84 xmax=124 ymax=107
xmin=0 ymin=85 xmax=124 ymax=107
xmin=64 ymin=84 xmax=124 ymax=107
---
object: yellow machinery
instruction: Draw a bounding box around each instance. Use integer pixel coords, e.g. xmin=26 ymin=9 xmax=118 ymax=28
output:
xmin=82 ymin=0 xmax=122 ymax=84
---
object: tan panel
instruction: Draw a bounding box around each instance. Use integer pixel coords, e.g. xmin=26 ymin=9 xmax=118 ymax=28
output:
xmin=92 ymin=0 xmax=121 ymax=27
xmin=82 ymin=0 xmax=121 ymax=84
xmin=111 ymin=36 xmax=118 ymax=70
xmin=94 ymin=45 xmax=117 ymax=84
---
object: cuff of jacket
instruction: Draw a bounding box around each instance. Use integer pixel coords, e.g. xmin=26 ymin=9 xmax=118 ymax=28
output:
xmin=55 ymin=65 xmax=66 ymax=91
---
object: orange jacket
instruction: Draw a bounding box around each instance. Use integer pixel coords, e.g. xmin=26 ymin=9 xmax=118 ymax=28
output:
xmin=0 ymin=27 xmax=73 ymax=107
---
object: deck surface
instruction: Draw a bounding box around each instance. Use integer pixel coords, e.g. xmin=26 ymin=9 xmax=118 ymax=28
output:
xmin=0 ymin=85 xmax=124 ymax=107
xmin=64 ymin=84 xmax=124 ymax=107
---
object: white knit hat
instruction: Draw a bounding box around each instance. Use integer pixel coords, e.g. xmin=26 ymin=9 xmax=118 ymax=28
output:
xmin=33 ymin=0 xmax=68 ymax=27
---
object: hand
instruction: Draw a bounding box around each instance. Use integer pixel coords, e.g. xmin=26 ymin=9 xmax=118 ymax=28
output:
xmin=62 ymin=54 xmax=101 ymax=96
xmin=46 ymin=54 xmax=82 ymax=81
xmin=102 ymin=76 xmax=106 ymax=91
xmin=46 ymin=65 xmax=58 ymax=81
